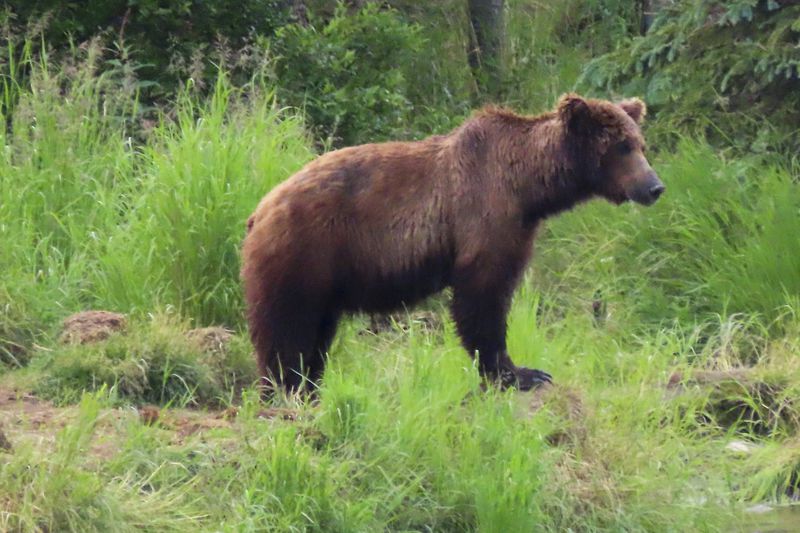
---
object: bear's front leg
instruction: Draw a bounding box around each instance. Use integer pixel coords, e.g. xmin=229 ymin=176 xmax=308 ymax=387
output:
xmin=450 ymin=264 xmax=552 ymax=391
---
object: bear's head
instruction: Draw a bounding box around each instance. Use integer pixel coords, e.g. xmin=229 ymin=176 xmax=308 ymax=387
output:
xmin=558 ymin=94 xmax=664 ymax=206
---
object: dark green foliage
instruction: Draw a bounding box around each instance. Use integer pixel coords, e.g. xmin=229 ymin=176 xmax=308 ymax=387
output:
xmin=581 ymin=0 xmax=800 ymax=154
xmin=3 ymin=0 xmax=292 ymax=94
xmin=270 ymin=2 xmax=424 ymax=146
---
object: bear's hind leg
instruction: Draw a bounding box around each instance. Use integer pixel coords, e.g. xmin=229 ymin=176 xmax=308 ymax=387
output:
xmin=305 ymin=309 xmax=341 ymax=388
xmin=250 ymin=292 xmax=330 ymax=394
xmin=265 ymin=322 xmax=318 ymax=393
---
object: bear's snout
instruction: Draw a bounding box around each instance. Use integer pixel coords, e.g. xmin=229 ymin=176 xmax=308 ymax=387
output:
xmin=628 ymin=171 xmax=664 ymax=206
xmin=649 ymin=183 xmax=665 ymax=200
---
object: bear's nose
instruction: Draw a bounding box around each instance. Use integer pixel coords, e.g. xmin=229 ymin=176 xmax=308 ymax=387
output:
xmin=649 ymin=184 xmax=665 ymax=200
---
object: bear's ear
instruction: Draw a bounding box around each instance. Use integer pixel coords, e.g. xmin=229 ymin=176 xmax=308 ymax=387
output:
xmin=557 ymin=93 xmax=595 ymax=133
xmin=618 ymin=97 xmax=646 ymax=124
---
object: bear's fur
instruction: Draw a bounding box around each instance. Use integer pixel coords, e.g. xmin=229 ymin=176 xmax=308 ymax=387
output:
xmin=241 ymin=93 xmax=663 ymax=393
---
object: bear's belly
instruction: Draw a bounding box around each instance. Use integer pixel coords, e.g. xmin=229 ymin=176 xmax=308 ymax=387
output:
xmin=338 ymin=254 xmax=452 ymax=313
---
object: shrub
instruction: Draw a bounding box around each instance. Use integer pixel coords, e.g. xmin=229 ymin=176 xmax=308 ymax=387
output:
xmin=505 ymin=0 xmax=639 ymax=110
xmin=270 ymin=2 xmax=424 ymax=146
xmin=2 ymin=0 xmax=292 ymax=95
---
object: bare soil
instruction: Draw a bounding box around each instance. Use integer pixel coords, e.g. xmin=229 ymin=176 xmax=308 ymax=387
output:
xmin=59 ymin=310 xmax=127 ymax=345
xmin=0 ymin=385 xmax=301 ymax=461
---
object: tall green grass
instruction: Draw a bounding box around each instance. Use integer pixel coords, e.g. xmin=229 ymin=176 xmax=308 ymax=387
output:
xmin=504 ymin=0 xmax=637 ymax=112
xmin=1 ymin=37 xmax=135 ymax=365
xmin=4 ymin=317 xmax=758 ymax=531
xmin=92 ymin=75 xmax=313 ymax=324
xmin=0 ymin=40 xmax=313 ymax=365
xmin=532 ymin=138 xmax=800 ymax=332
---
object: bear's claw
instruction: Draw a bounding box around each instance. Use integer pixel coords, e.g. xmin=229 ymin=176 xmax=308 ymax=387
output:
xmin=515 ymin=367 xmax=553 ymax=391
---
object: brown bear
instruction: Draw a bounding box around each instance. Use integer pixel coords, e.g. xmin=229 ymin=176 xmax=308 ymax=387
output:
xmin=241 ymin=93 xmax=664 ymax=393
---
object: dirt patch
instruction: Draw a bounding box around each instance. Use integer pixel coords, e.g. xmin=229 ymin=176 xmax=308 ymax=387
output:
xmin=0 ymin=383 xmax=305 ymax=457
xmin=0 ymin=385 xmax=77 ymax=454
xmin=524 ymin=383 xmax=590 ymax=447
xmin=163 ymin=406 xmax=300 ymax=441
xmin=186 ymin=326 xmax=234 ymax=355
xmin=257 ymin=407 xmax=299 ymax=421
xmin=0 ymin=387 xmax=206 ymax=454
xmin=163 ymin=410 xmax=233 ymax=441
xmin=138 ymin=405 xmax=161 ymax=425
xmin=667 ymin=368 xmax=755 ymax=388
xmin=59 ymin=310 xmax=127 ymax=344
xmin=0 ymin=386 xmax=62 ymax=429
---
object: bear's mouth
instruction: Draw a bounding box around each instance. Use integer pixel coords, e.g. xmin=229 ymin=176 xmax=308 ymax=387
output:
xmin=628 ymin=189 xmax=656 ymax=205
xmin=607 ymin=189 xmax=628 ymax=205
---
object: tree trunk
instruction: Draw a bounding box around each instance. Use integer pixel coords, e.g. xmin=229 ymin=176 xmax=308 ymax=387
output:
xmin=641 ymin=0 xmax=673 ymax=33
xmin=467 ymin=0 xmax=505 ymax=100
xmin=290 ymin=0 xmax=308 ymax=26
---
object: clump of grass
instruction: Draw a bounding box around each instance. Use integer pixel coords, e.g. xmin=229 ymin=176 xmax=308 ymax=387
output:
xmin=29 ymin=312 xmax=256 ymax=406
xmin=667 ymin=319 xmax=800 ymax=438
xmin=744 ymin=439 xmax=800 ymax=502
xmin=0 ymin=288 xmax=38 ymax=368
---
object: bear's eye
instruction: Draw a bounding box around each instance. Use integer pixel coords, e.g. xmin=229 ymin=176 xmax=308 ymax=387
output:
xmin=615 ymin=141 xmax=632 ymax=156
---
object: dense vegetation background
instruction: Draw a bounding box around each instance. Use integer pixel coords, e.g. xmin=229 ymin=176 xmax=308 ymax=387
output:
xmin=1 ymin=1 xmax=799 ymax=531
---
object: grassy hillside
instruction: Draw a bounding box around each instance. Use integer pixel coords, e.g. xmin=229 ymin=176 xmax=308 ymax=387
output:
xmin=1 ymin=19 xmax=800 ymax=532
